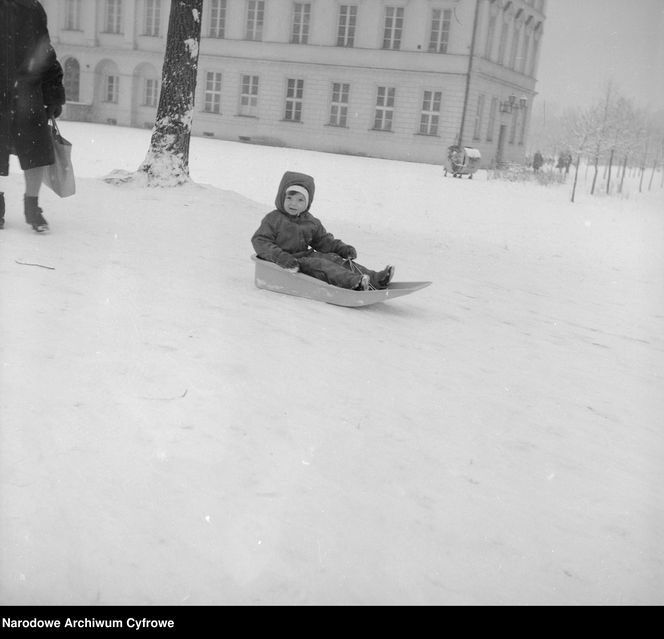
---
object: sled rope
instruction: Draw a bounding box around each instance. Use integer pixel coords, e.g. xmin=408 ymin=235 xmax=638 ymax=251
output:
xmin=346 ymin=258 xmax=376 ymax=290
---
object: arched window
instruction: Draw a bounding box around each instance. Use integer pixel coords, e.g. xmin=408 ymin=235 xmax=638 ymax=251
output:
xmin=64 ymin=58 xmax=80 ymax=102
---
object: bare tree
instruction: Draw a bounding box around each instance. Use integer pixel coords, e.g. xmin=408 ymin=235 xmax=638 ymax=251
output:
xmin=139 ymin=0 xmax=203 ymax=186
xmin=533 ymin=87 xmax=664 ymax=201
xmin=567 ymin=110 xmax=592 ymax=203
xmin=589 ymin=83 xmax=613 ymax=195
xmin=605 ymin=95 xmax=638 ymax=194
xmin=105 ymin=1 xmax=203 ymax=186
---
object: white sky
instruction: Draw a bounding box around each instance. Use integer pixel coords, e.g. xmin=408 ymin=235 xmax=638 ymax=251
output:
xmin=535 ymin=0 xmax=664 ymax=112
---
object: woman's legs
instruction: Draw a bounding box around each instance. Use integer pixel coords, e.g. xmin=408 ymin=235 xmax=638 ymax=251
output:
xmin=0 ymin=176 xmax=5 ymax=228
xmin=23 ymin=167 xmax=49 ymax=231
xmin=24 ymin=166 xmax=44 ymax=197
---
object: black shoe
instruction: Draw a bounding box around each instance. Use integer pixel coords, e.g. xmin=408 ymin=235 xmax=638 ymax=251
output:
xmin=30 ymin=208 xmax=49 ymax=232
xmin=24 ymin=196 xmax=49 ymax=232
xmin=375 ymin=265 xmax=395 ymax=289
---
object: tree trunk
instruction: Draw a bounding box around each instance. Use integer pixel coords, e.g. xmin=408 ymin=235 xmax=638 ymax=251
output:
xmin=606 ymin=148 xmax=614 ymax=194
xmin=571 ymin=154 xmax=581 ymax=203
xmin=618 ymin=155 xmax=627 ymax=194
xmin=639 ymin=138 xmax=649 ymax=193
xmin=649 ymin=158 xmax=657 ymax=190
xmin=591 ymin=155 xmax=599 ymax=195
xmin=138 ymin=0 xmax=203 ymax=186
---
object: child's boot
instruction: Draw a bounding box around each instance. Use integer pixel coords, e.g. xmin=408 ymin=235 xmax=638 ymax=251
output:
xmin=355 ymin=274 xmax=370 ymax=291
xmin=0 ymin=193 xmax=5 ymax=229
xmin=24 ymin=195 xmax=49 ymax=232
xmin=373 ymin=265 xmax=395 ymax=289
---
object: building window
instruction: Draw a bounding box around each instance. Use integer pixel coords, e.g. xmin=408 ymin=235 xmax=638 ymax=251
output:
xmin=143 ymin=0 xmax=161 ymax=37
xmin=246 ymin=1 xmax=264 ymax=41
xmin=419 ymin=90 xmax=441 ymax=136
xmin=528 ymin=29 xmax=541 ymax=76
xmin=64 ymin=0 xmax=81 ymax=30
xmin=382 ymin=7 xmax=404 ymax=50
xmin=291 ymin=3 xmax=311 ymax=44
xmin=428 ymin=9 xmax=451 ymax=53
xmin=104 ymin=75 xmax=119 ymax=103
xmin=239 ymin=74 xmax=259 ymax=117
xmin=519 ymin=30 xmax=530 ymax=73
xmin=373 ymin=86 xmax=395 ymax=131
xmin=104 ymin=0 xmax=123 ymax=34
xmin=204 ymin=72 xmax=222 ymax=113
xmin=473 ymin=94 xmax=485 ymax=140
xmin=485 ymin=11 xmax=497 ymax=59
xmin=208 ymin=0 xmax=227 ymax=38
xmin=63 ymin=58 xmax=80 ymax=102
xmin=509 ymin=24 xmax=521 ymax=69
xmin=284 ymin=78 xmax=304 ymax=122
xmin=337 ymin=5 xmax=357 ymax=47
xmin=143 ymin=78 xmax=159 ymax=107
xmin=497 ymin=15 xmax=510 ymax=65
xmin=329 ymin=82 xmax=350 ymax=127
xmin=486 ymin=97 xmax=497 ymax=141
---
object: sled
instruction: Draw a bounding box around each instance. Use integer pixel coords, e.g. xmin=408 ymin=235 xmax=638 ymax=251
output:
xmin=251 ymin=255 xmax=431 ymax=308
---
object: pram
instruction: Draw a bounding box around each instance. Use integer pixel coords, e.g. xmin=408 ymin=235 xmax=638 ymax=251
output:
xmin=444 ymin=145 xmax=481 ymax=178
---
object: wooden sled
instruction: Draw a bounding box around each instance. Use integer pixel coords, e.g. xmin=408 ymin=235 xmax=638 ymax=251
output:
xmin=252 ymin=255 xmax=431 ymax=308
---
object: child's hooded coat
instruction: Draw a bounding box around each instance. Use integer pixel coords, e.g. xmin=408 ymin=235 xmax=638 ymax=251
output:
xmin=251 ymin=171 xmax=353 ymax=269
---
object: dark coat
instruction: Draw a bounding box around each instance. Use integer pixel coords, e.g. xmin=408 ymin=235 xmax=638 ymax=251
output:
xmin=251 ymin=171 xmax=354 ymax=269
xmin=0 ymin=0 xmax=65 ymax=175
xmin=532 ymin=151 xmax=544 ymax=170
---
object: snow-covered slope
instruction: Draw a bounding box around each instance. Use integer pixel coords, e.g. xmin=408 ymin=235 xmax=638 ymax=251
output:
xmin=0 ymin=122 xmax=662 ymax=604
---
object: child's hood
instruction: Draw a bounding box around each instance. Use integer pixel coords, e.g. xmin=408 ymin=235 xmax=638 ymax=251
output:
xmin=275 ymin=171 xmax=316 ymax=214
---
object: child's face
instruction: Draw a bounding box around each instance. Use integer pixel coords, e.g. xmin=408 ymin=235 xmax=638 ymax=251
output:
xmin=284 ymin=191 xmax=307 ymax=216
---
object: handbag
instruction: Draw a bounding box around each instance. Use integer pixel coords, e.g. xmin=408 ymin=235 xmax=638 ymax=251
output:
xmin=42 ymin=118 xmax=76 ymax=198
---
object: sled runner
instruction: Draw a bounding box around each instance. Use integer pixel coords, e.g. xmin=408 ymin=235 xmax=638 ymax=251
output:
xmin=251 ymin=255 xmax=431 ymax=308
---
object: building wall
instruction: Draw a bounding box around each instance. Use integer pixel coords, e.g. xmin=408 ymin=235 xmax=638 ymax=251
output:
xmin=42 ymin=0 xmax=546 ymax=167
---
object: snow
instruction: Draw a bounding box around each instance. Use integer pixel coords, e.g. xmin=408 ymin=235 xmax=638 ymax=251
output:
xmin=1 ymin=122 xmax=663 ymax=605
xmin=183 ymin=38 xmax=199 ymax=59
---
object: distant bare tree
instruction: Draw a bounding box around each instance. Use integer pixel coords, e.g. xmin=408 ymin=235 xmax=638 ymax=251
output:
xmin=588 ymin=83 xmax=614 ymax=195
xmin=532 ymin=88 xmax=664 ymax=201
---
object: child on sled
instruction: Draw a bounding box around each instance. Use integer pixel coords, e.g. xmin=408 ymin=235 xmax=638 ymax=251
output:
xmin=251 ymin=171 xmax=394 ymax=291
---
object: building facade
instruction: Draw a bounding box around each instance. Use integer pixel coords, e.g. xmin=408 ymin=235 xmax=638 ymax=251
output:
xmin=42 ymin=0 xmax=546 ymax=166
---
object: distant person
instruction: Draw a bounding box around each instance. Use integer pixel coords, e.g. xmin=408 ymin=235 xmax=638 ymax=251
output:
xmin=447 ymin=144 xmax=465 ymax=174
xmin=252 ymin=171 xmax=394 ymax=291
xmin=532 ymin=150 xmax=544 ymax=173
xmin=557 ymin=151 xmax=573 ymax=176
xmin=0 ymin=0 xmax=66 ymax=232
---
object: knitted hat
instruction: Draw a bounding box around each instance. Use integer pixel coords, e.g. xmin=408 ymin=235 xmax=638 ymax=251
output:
xmin=285 ymin=184 xmax=310 ymax=208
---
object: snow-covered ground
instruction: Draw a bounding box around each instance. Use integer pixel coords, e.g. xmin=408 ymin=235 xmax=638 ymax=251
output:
xmin=1 ymin=122 xmax=663 ymax=605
